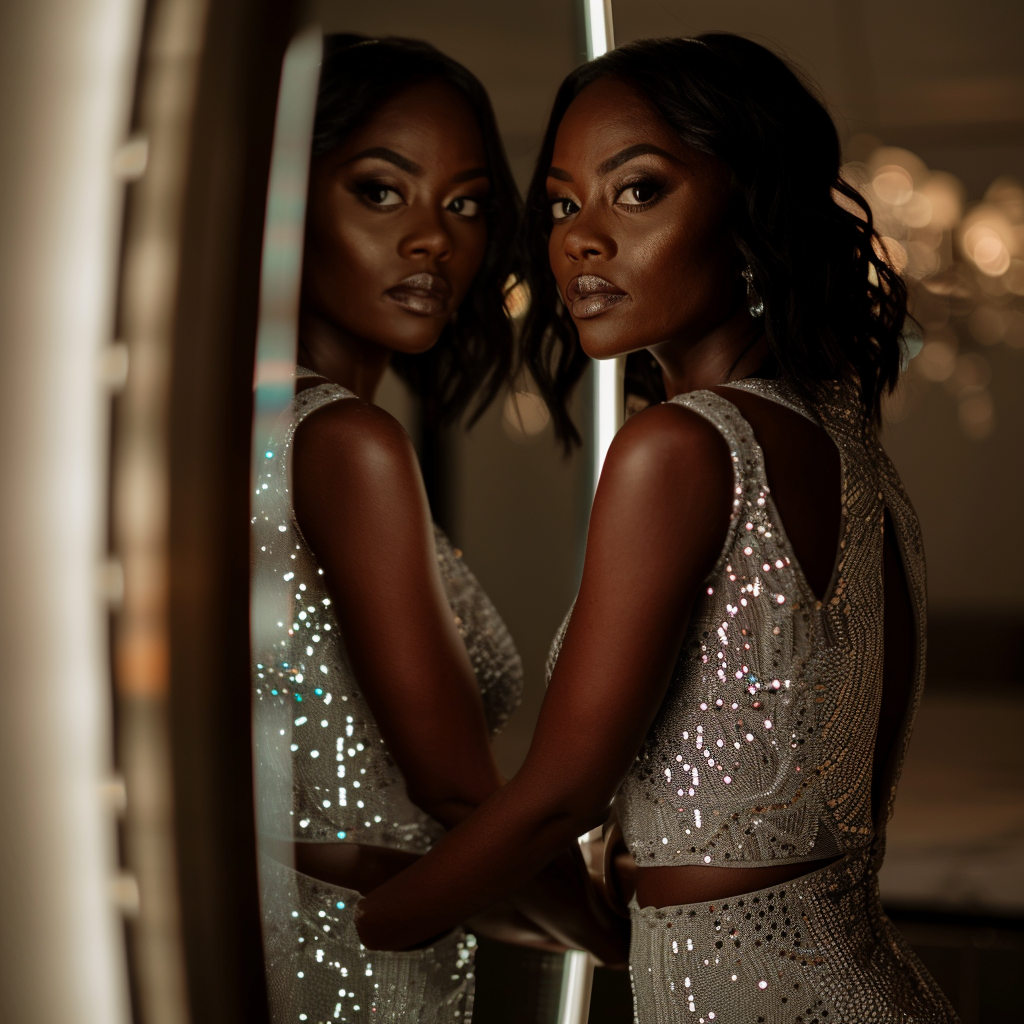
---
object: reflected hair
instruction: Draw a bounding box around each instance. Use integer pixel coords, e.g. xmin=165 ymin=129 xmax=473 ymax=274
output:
xmin=519 ymin=34 xmax=908 ymax=448
xmin=311 ymin=34 xmax=520 ymax=427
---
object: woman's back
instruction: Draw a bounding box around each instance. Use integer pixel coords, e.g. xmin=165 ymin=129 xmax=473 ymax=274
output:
xmin=616 ymin=379 xmax=926 ymax=873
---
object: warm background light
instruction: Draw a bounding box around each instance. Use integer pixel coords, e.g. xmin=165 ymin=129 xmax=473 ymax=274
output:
xmin=854 ymin=136 xmax=1023 ymax=444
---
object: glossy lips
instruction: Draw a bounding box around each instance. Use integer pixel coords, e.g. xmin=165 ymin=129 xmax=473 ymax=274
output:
xmin=385 ymin=272 xmax=452 ymax=316
xmin=566 ymin=274 xmax=627 ymax=319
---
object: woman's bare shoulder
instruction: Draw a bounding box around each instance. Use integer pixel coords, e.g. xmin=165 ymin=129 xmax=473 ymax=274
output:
xmin=584 ymin=398 xmax=732 ymax=583
xmin=601 ymin=399 xmax=731 ymax=490
xmin=294 ymin=395 xmax=420 ymax=487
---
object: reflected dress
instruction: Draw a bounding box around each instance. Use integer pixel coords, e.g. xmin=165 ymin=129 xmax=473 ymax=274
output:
xmin=252 ymin=377 xmax=522 ymax=1023
xmin=549 ymin=379 xmax=958 ymax=1023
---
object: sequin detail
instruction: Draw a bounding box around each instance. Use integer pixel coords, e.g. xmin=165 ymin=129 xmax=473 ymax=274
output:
xmin=252 ymin=379 xmax=523 ymax=854
xmin=261 ymin=855 xmax=475 ymax=1023
xmin=614 ymin=379 xmax=927 ymax=867
xmin=628 ymin=843 xmax=956 ymax=1022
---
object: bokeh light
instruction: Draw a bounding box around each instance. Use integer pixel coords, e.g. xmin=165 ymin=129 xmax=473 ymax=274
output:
xmin=502 ymin=389 xmax=550 ymax=441
xmin=502 ymin=276 xmax=530 ymax=320
xmin=857 ymin=141 xmax=1021 ymax=442
xmin=958 ymin=390 xmax=995 ymax=440
xmin=914 ymin=335 xmax=957 ymax=382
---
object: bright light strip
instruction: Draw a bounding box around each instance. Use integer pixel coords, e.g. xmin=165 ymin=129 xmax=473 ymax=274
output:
xmin=594 ymin=358 xmax=621 ymax=489
xmin=557 ymin=949 xmax=595 ymax=1024
xmin=251 ymin=26 xmax=322 ymax=851
xmin=584 ymin=0 xmax=614 ymax=58
xmin=584 ymin=0 xmax=619 ymax=491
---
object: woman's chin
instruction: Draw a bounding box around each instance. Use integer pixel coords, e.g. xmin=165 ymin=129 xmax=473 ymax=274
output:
xmin=577 ymin=327 xmax=644 ymax=363
xmin=574 ymin=319 xmax=645 ymax=361
xmin=374 ymin=327 xmax=446 ymax=358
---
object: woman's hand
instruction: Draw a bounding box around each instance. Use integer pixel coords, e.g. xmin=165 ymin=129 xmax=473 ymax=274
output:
xmin=509 ymin=844 xmax=630 ymax=966
xmin=464 ymin=900 xmax=570 ymax=952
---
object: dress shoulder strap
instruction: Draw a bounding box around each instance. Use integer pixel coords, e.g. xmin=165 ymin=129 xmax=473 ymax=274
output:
xmin=718 ymin=377 xmax=819 ymax=424
xmin=262 ymin=377 xmax=357 ymax=545
xmin=268 ymin=373 xmax=357 ymax=454
xmin=290 ymin=380 xmax=356 ymax=431
xmin=667 ymin=390 xmax=768 ymax=580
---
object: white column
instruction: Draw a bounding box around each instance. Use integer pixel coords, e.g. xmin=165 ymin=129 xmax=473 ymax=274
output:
xmin=0 ymin=0 xmax=142 ymax=1020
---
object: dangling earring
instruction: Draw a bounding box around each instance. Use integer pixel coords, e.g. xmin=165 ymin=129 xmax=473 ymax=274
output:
xmin=742 ymin=265 xmax=764 ymax=318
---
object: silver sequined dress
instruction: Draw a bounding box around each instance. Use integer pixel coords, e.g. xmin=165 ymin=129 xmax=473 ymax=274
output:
xmin=550 ymin=378 xmax=957 ymax=1023
xmin=252 ymin=378 xmax=523 ymax=1023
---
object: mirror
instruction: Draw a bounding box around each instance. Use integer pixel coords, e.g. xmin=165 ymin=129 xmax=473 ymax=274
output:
xmin=250 ymin=6 xmax=619 ymax=1022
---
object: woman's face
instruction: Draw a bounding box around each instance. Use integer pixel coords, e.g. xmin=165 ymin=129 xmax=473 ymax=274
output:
xmin=303 ymin=78 xmax=490 ymax=355
xmin=546 ymin=76 xmax=741 ymax=361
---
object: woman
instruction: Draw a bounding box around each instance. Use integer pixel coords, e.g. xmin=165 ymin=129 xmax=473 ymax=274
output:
xmin=355 ymin=35 xmax=959 ymax=1022
xmin=252 ymin=35 xmax=622 ymax=1024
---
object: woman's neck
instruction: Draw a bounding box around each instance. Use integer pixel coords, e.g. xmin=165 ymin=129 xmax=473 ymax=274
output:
xmin=297 ymin=308 xmax=391 ymax=401
xmin=652 ymin=309 xmax=768 ymax=400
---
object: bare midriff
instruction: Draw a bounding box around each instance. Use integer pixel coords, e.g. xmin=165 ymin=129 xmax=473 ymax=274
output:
xmin=629 ymin=856 xmax=842 ymax=909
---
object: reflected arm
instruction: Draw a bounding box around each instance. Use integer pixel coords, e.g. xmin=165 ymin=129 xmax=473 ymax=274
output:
xmin=354 ymin=402 xmax=733 ymax=951
xmin=294 ymin=398 xmax=504 ymax=825
xmin=293 ymin=397 xmax=625 ymax=958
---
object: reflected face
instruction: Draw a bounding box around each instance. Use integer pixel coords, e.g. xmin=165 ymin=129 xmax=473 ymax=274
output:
xmin=546 ymin=76 xmax=739 ymax=360
xmin=303 ymin=78 xmax=490 ymax=355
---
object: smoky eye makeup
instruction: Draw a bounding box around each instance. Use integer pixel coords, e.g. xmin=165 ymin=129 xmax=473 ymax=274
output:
xmin=549 ymin=195 xmax=580 ymax=221
xmin=445 ymin=195 xmax=485 ymax=219
xmin=355 ymin=182 xmax=405 ymax=210
xmin=614 ymin=174 xmax=669 ymax=211
xmin=609 ymin=156 xmax=675 ymax=206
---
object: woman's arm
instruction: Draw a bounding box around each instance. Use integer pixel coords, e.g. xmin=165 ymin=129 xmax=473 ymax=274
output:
xmin=355 ymin=401 xmax=734 ymax=950
xmin=294 ymin=397 xmax=503 ymax=826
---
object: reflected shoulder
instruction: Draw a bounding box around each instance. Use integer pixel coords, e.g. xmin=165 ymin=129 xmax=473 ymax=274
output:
xmin=294 ymin=396 xmax=420 ymax=490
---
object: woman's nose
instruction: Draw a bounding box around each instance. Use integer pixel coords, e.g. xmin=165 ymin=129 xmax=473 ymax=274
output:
xmin=563 ymin=208 xmax=615 ymax=263
xmin=400 ymin=208 xmax=453 ymax=262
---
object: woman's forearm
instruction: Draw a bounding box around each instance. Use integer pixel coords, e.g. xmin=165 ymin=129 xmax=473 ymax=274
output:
xmin=355 ymin=772 xmax=604 ymax=950
xmin=409 ymin=777 xmax=627 ymax=962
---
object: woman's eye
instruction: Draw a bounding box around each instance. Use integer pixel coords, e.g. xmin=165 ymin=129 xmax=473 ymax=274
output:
xmin=618 ymin=183 xmax=660 ymax=207
xmin=363 ymin=186 xmax=403 ymax=208
xmin=550 ymin=198 xmax=580 ymax=221
xmin=447 ymin=196 xmax=481 ymax=218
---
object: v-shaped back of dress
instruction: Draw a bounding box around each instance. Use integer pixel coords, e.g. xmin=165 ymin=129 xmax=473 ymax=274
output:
xmin=611 ymin=378 xmax=927 ymax=867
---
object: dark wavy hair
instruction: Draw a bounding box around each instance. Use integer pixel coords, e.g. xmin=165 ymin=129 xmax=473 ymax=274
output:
xmin=310 ymin=34 xmax=520 ymax=427
xmin=519 ymin=34 xmax=908 ymax=448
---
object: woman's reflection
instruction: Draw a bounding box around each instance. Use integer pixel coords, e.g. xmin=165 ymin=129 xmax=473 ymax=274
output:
xmin=253 ymin=35 xmax=623 ymax=1023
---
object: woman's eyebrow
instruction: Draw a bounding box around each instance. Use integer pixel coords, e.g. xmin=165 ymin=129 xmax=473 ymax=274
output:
xmin=548 ymin=144 xmax=678 ymax=183
xmin=343 ymin=147 xmax=421 ymax=174
xmin=598 ymin=143 xmax=677 ymax=174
